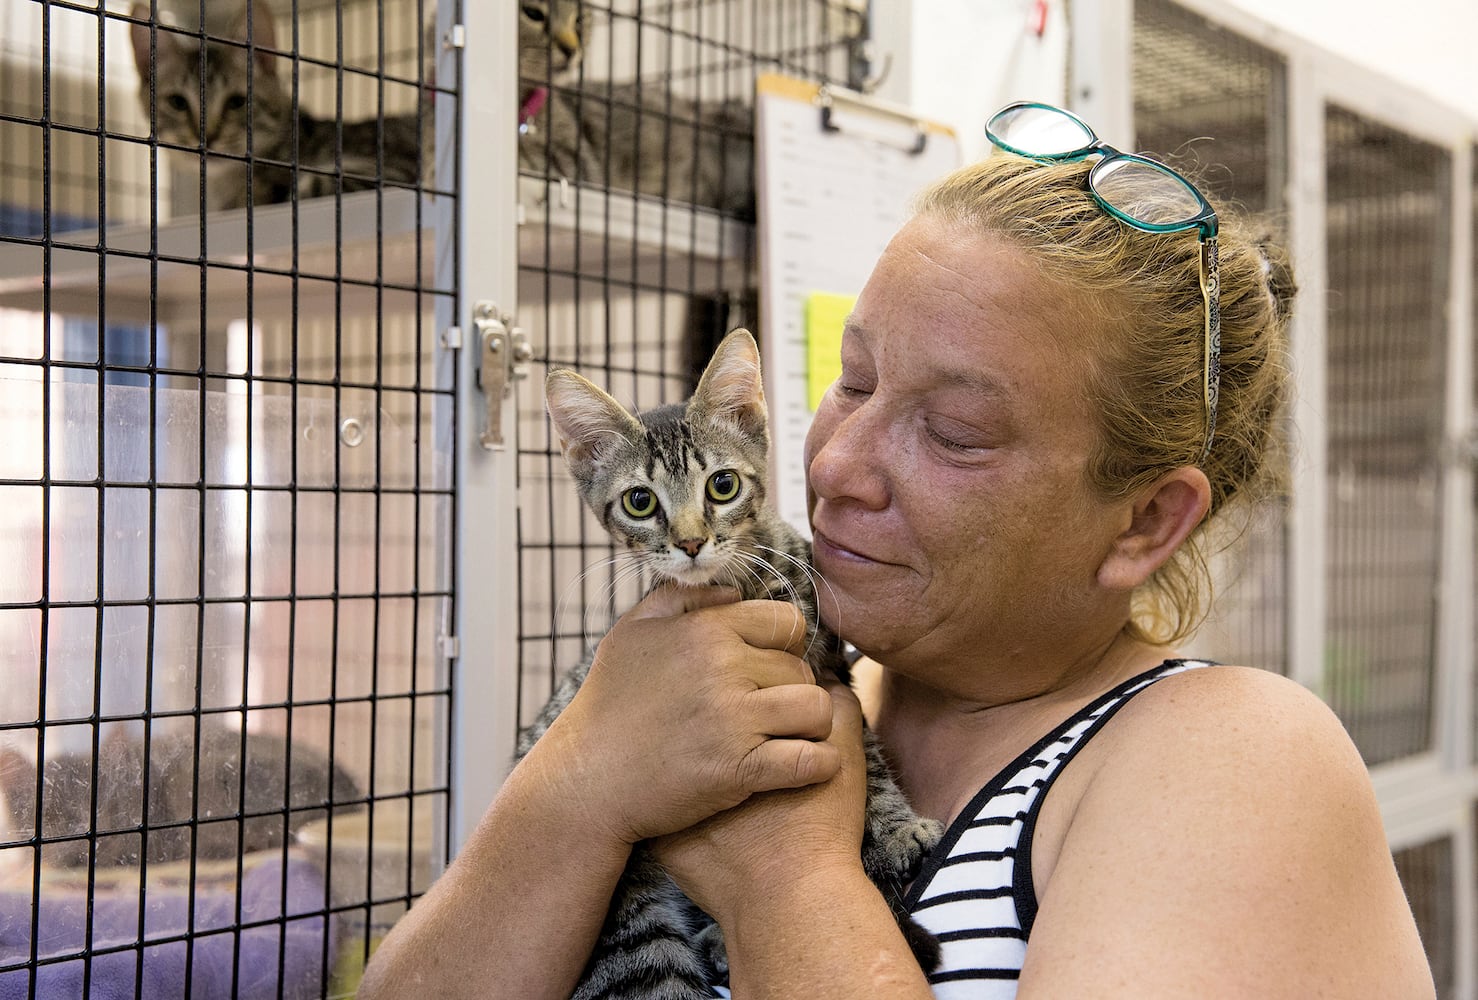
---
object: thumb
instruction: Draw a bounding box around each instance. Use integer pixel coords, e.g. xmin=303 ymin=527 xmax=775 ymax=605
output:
xmin=628 ymin=583 xmax=742 ymax=621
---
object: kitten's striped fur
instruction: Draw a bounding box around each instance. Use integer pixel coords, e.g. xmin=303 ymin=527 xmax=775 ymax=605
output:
xmin=525 ymin=330 xmax=941 ymax=999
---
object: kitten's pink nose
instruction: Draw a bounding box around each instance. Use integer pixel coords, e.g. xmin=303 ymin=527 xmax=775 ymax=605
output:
xmin=676 ymin=538 xmax=705 ymax=558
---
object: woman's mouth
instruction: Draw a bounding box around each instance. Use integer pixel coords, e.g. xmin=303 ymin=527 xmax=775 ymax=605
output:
xmin=812 ymin=528 xmax=882 ymax=566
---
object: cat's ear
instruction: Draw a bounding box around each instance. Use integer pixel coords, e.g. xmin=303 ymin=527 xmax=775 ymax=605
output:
xmin=129 ymin=3 xmax=164 ymax=82
xmin=691 ymin=328 xmax=767 ymax=438
xmin=545 ymin=369 xmax=642 ymax=468
xmin=232 ymin=0 xmax=280 ymax=79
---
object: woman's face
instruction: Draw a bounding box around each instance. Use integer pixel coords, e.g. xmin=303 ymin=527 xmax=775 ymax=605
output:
xmin=804 ymin=214 xmax=1131 ymax=678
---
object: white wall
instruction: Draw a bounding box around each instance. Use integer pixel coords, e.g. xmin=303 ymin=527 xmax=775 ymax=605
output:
xmin=1220 ymin=0 xmax=1478 ymax=125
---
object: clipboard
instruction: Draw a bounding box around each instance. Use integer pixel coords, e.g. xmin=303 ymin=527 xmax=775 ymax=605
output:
xmin=754 ymin=74 xmax=961 ymax=535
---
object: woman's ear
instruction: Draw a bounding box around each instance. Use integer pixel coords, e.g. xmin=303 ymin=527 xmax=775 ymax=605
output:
xmin=1096 ymin=467 xmax=1211 ymax=591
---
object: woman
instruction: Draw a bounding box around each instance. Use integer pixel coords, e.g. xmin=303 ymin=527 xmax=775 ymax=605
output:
xmin=360 ymin=104 xmax=1434 ymax=999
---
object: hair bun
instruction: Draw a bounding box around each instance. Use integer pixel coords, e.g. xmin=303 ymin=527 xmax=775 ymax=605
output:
xmin=1255 ymin=235 xmax=1298 ymax=323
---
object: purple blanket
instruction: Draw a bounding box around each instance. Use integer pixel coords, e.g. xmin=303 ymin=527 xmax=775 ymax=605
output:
xmin=0 ymin=854 xmax=335 ymax=1000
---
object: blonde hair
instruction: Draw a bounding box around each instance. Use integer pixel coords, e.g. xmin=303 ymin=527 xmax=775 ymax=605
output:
xmin=914 ymin=155 xmax=1294 ymax=645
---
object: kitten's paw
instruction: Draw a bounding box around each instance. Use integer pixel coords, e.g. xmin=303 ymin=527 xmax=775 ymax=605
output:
xmin=695 ymin=921 xmax=729 ymax=978
xmin=865 ymin=816 xmax=945 ymax=881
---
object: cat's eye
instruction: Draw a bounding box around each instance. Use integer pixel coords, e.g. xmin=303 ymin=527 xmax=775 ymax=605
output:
xmin=165 ymin=94 xmax=190 ymax=113
xmin=622 ymin=487 xmax=658 ymax=519
xmin=521 ymin=4 xmax=546 ymax=21
xmin=706 ymin=470 xmax=740 ymax=503
xmin=223 ymin=94 xmax=247 ymax=113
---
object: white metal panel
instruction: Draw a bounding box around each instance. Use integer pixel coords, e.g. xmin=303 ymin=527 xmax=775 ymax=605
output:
xmin=1284 ymin=48 xmax=1328 ymax=694
xmin=449 ymin=0 xmax=522 ymax=855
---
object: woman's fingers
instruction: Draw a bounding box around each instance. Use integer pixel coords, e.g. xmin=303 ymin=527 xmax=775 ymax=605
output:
xmin=737 ymin=736 xmax=842 ymax=793
xmin=627 ymin=583 xmax=742 ymax=620
xmin=745 ymin=683 xmax=834 ymax=740
xmin=721 ymin=600 xmax=813 ymax=657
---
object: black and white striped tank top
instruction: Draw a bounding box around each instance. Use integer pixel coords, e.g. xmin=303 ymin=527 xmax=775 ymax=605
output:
xmin=904 ymin=659 xmax=1212 ymax=999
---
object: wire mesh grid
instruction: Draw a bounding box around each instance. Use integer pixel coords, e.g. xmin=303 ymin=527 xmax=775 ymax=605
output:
xmin=511 ymin=0 xmax=869 ymax=733
xmin=1128 ymin=0 xmax=1290 ymax=675
xmin=1322 ymin=104 xmax=1447 ymax=768
xmin=1393 ymin=835 xmax=1457 ymax=1000
xmin=0 ymin=0 xmax=455 ymax=996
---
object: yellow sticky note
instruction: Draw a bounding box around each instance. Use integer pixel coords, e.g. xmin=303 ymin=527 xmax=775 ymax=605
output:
xmin=805 ymin=292 xmax=856 ymax=411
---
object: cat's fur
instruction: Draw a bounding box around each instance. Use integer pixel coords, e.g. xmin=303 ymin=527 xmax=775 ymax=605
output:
xmin=0 ymin=727 xmax=361 ymax=868
xmin=129 ymin=0 xmax=425 ymax=212
xmin=524 ymin=329 xmax=941 ymax=998
xmin=518 ymin=1 xmax=755 ymax=217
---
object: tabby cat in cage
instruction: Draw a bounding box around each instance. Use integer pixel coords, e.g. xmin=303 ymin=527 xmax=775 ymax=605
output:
xmin=520 ymin=330 xmax=941 ymax=998
xmin=0 ymin=727 xmax=361 ymax=868
xmin=518 ymin=1 xmax=755 ymax=216
xmin=128 ymin=0 xmax=425 ymax=212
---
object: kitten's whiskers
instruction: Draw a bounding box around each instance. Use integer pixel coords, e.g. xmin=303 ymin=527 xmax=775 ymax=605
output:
xmin=753 ymin=542 xmax=845 ymax=641
xmin=555 ymin=553 xmax=646 ymax=650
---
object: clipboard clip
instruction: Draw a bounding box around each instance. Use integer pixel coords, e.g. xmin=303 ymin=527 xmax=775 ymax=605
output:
xmin=816 ymin=85 xmax=928 ymax=156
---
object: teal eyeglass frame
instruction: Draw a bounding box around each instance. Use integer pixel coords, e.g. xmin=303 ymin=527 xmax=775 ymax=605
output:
xmin=985 ymin=100 xmax=1221 ymax=463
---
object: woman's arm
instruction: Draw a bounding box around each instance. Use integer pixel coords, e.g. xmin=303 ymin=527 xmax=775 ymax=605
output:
xmin=358 ymin=587 xmax=841 ymax=999
xmin=1018 ymin=666 xmax=1435 ymax=1000
xmin=654 ymin=683 xmax=938 ymax=1000
xmin=355 ymin=722 xmax=635 ymax=1000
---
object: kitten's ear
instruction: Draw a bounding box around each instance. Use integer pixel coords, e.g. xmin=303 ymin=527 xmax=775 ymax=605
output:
xmin=233 ymin=0 xmax=280 ymax=78
xmin=545 ymin=369 xmax=642 ymax=469
xmin=129 ymin=3 xmax=159 ymax=82
xmin=691 ymin=328 xmax=767 ymax=438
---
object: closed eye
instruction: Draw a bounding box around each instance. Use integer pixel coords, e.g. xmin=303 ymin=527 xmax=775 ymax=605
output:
xmin=927 ymin=426 xmax=974 ymax=451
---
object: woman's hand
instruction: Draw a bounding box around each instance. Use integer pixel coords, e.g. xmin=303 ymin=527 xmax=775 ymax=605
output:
xmin=648 ymin=680 xmax=870 ymax=924
xmin=541 ymin=584 xmax=845 ymax=848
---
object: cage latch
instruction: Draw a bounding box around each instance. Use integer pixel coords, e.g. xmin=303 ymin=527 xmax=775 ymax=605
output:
xmin=474 ymin=301 xmax=532 ymax=449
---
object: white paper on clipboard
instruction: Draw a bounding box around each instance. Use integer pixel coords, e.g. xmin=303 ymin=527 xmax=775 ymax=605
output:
xmin=754 ymin=74 xmax=961 ymax=535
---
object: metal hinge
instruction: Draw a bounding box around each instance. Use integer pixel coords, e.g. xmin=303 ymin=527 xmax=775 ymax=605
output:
xmin=444 ymin=24 xmax=466 ymax=49
xmin=474 ymin=301 xmax=533 ymax=449
xmin=441 ymin=325 xmax=463 ymax=349
xmin=438 ymin=633 xmax=460 ymax=660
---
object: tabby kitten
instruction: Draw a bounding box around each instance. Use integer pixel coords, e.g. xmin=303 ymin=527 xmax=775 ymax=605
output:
xmin=0 ymin=727 xmax=361 ymax=868
xmin=129 ymin=0 xmax=425 ymax=212
xmin=518 ymin=1 xmax=755 ymax=217
xmin=523 ymin=329 xmax=941 ymax=998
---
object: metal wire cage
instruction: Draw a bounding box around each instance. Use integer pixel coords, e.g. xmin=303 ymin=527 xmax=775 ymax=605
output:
xmin=0 ymin=0 xmax=456 ymax=995
xmin=1128 ymin=0 xmax=1290 ymax=675
xmin=1124 ymin=2 xmax=1470 ymax=988
xmin=510 ymin=0 xmax=870 ymax=735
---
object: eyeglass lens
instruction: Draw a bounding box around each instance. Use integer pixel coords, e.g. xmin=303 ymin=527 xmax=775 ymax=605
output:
xmin=990 ymin=105 xmax=1094 ymax=154
xmin=1091 ymin=159 xmax=1206 ymax=227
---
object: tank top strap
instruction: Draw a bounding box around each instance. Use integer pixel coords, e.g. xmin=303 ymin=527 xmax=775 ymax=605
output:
xmin=905 ymin=658 xmax=1214 ymax=998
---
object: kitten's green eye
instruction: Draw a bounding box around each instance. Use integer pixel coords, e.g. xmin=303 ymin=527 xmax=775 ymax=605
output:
xmin=165 ymin=94 xmax=189 ymax=113
xmin=706 ymin=470 xmax=740 ymax=503
xmin=223 ymin=94 xmax=247 ymax=112
xmin=622 ymin=487 xmax=658 ymax=519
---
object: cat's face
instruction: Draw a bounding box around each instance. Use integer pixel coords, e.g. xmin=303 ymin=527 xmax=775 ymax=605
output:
xmin=519 ymin=0 xmax=585 ymax=88
xmin=129 ymin=1 xmax=288 ymax=157
xmin=546 ymin=330 xmax=773 ymax=588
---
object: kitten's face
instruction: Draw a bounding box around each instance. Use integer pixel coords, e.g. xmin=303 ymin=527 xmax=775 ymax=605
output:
xmin=519 ymin=0 xmax=585 ymax=88
xmin=129 ymin=1 xmax=287 ymax=157
xmin=602 ymin=430 xmax=766 ymax=587
xmin=546 ymin=330 xmax=773 ymax=588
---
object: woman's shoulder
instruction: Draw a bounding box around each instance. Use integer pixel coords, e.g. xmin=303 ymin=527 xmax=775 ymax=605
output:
xmin=1021 ymin=662 xmax=1435 ymax=998
xmin=1093 ymin=661 xmax=1366 ymax=794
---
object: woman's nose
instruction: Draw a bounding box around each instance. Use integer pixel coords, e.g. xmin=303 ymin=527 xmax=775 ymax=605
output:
xmin=806 ymin=400 xmax=889 ymax=510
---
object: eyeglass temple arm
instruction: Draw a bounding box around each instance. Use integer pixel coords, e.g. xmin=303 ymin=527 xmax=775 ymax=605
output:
xmin=1198 ymin=238 xmax=1221 ymax=463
